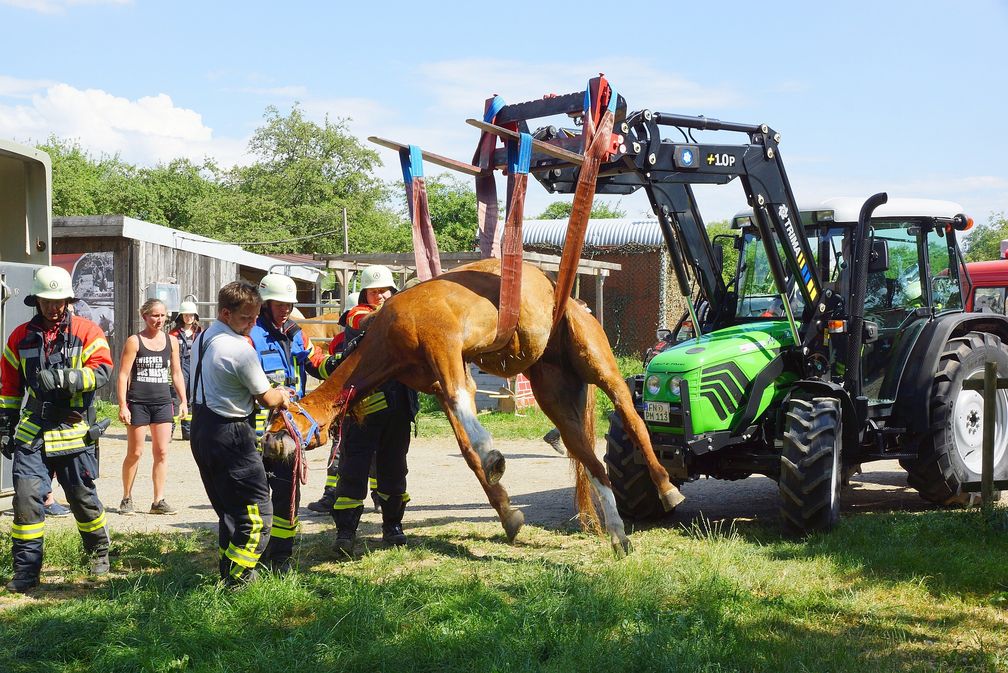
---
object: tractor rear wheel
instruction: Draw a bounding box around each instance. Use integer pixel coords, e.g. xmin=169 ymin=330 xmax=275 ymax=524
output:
xmin=906 ymin=332 xmax=1008 ymax=504
xmin=779 ymin=396 xmax=842 ymax=535
xmin=604 ymin=411 xmax=666 ymax=520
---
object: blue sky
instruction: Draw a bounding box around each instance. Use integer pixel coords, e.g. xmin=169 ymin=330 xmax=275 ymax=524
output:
xmin=1 ymin=0 xmax=1006 ymax=227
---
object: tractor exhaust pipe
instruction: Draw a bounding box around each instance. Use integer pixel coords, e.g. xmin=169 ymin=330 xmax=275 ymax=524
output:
xmin=845 ymin=192 xmax=888 ymax=397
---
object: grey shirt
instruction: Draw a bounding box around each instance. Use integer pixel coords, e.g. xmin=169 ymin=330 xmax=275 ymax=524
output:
xmin=190 ymin=320 xmax=269 ymax=418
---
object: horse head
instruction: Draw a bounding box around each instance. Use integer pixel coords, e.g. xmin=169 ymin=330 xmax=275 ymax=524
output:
xmin=261 ymin=399 xmax=326 ymax=461
xmin=261 ymin=386 xmax=356 ymax=462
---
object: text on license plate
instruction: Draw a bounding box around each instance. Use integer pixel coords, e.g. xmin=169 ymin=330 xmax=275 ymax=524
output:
xmin=644 ymin=401 xmax=670 ymax=423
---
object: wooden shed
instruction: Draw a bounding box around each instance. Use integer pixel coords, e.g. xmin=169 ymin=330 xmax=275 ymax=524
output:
xmin=52 ymin=215 xmax=322 ymax=400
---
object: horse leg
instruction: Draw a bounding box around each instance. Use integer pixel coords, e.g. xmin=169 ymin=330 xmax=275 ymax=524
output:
xmin=430 ymin=370 xmax=524 ymax=541
xmin=566 ymin=309 xmax=685 ymax=512
xmin=427 ymin=348 xmax=506 ymax=484
xmin=525 ymin=360 xmax=631 ymax=557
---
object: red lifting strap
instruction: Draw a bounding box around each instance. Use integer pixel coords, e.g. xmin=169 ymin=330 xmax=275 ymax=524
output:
xmin=489 ymin=171 xmax=528 ymax=350
xmin=400 ymin=146 xmax=443 ymax=281
xmin=553 ymin=102 xmax=614 ymax=328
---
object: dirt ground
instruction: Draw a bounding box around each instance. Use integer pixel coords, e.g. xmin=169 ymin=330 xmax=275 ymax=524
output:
xmin=2 ymin=427 xmax=969 ymax=539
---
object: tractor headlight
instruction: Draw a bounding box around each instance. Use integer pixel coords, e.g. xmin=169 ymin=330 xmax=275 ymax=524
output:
xmin=669 ymin=376 xmax=683 ymax=397
xmin=646 ymin=375 xmax=662 ymax=396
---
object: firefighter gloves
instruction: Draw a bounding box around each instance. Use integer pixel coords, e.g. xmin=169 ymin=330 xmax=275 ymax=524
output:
xmin=0 ymin=411 xmax=15 ymax=458
xmin=37 ymin=368 xmax=85 ymax=396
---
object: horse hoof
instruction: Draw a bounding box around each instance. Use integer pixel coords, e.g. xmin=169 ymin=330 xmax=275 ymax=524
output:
xmin=610 ymin=535 xmax=632 ymax=558
xmin=483 ymin=450 xmax=506 ymax=485
xmin=502 ymin=508 xmax=524 ymax=542
xmin=661 ymin=487 xmax=686 ymax=511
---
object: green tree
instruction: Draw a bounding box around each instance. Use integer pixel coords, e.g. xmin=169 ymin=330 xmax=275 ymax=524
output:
xmin=536 ymin=200 xmax=626 ymax=219
xmin=39 ymin=137 xmax=220 ymax=229
xmin=963 ymin=212 xmax=1008 ymax=262
xmin=400 ymin=174 xmax=479 ymax=252
xmin=186 ymin=104 xmax=400 ymax=254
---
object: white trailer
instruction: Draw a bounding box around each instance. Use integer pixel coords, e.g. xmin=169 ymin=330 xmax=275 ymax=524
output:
xmin=0 ymin=138 xmax=52 ymax=495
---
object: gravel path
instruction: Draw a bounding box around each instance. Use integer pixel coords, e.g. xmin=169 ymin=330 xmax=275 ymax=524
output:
xmin=1 ymin=427 xmax=952 ymax=539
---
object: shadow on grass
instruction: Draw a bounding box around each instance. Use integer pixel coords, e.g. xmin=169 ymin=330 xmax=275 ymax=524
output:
xmin=1 ymin=526 xmax=1004 ymax=673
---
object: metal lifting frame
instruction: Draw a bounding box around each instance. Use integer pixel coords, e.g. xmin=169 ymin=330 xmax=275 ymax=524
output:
xmin=370 ymin=79 xmax=826 ymax=362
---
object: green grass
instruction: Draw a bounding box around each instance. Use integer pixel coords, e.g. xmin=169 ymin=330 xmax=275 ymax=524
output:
xmin=94 ymin=399 xmax=124 ymax=429
xmin=1 ymin=507 xmax=1006 ymax=672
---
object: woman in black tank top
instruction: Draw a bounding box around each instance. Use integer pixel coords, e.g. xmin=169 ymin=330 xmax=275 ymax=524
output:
xmin=115 ymin=299 xmax=188 ymax=516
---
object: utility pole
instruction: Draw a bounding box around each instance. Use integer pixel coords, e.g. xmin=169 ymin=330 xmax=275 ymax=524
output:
xmin=343 ymin=207 xmax=349 ymax=254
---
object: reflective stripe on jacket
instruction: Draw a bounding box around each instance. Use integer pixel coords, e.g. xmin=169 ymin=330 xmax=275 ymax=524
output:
xmin=0 ymin=313 xmax=113 ymax=456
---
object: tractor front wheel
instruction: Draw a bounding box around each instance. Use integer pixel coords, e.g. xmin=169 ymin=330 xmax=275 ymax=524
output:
xmin=604 ymin=411 xmax=666 ymax=520
xmin=778 ymin=396 xmax=842 ymax=535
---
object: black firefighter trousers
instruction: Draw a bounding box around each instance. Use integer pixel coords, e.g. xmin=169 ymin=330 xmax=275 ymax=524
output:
xmin=10 ymin=435 xmax=109 ymax=579
xmin=190 ymin=405 xmax=272 ymax=583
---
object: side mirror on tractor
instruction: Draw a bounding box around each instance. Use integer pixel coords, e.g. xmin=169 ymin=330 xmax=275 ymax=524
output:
xmin=713 ymin=243 xmax=724 ymax=274
xmin=868 ymin=239 xmax=889 ymax=274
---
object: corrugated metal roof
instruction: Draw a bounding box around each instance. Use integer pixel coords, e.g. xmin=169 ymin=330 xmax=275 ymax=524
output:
xmin=54 ymin=215 xmax=322 ymax=282
xmin=523 ymin=218 xmax=663 ymax=250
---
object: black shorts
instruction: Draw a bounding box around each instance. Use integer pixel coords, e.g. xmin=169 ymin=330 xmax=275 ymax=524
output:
xmin=127 ymin=400 xmax=174 ymax=426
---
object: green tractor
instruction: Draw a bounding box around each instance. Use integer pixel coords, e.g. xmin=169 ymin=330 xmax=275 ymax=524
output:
xmin=606 ymin=196 xmax=1008 ymax=532
xmin=423 ymin=83 xmax=1007 ymax=534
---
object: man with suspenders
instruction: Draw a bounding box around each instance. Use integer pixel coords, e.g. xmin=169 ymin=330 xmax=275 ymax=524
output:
xmin=188 ymin=281 xmax=290 ymax=586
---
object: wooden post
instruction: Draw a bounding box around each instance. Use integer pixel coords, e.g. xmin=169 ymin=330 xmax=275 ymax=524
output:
xmin=595 ymin=271 xmax=606 ymax=327
xmin=982 ymin=360 xmax=996 ymax=511
xmin=342 ymin=207 xmax=349 ymax=255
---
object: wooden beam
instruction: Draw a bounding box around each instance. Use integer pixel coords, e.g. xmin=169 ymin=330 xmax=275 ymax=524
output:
xmin=465 ymin=119 xmax=585 ymax=166
xmin=368 ymin=136 xmax=481 ymax=177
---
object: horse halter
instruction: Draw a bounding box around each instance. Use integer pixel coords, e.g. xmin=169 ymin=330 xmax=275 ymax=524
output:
xmin=273 ymin=393 xmax=321 ymax=452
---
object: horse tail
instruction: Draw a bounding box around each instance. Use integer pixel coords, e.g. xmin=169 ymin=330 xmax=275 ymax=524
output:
xmin=572 ymin=384 xmax=603 ymax=535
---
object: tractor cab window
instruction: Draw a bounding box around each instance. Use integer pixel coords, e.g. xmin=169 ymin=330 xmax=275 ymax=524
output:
xmin=927 ymin=226 xmax=963 ymax=312
xmin=974 ymin=287 xmax=1007 ymax=314
xmin=863 ymin=223 xmax=922 ymax=328
xmin=733 ymin=226 xmax=840 ymax=320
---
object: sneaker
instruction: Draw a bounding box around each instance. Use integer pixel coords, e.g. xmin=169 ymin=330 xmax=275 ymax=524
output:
xmin=543 ymin=428 xmax=566 ymax=456
xmin=44 ymin=502 xmax=71 ymax=518
xmin=149 ymin=499 xmax=177 ymax=515
xmin=119 ymin=497 xmax=134 ymax=516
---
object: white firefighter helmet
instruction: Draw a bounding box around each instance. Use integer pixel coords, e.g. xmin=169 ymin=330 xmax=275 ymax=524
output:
xmin=25 ymin=265 xmax=75 ymax=306
xmin=345 ymin=291 xmax=360 ymax=308
xmin=258 ymin=273 xmax=298 ymax=303
xmin=178 ymin=300 xmax=198 ymax=316
xmin=358 ymin=265 xmax=398 ymax=293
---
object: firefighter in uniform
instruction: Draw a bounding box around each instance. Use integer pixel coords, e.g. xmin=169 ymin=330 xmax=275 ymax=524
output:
xmin=0 ymin=266 xmax=113 ymax=592
xmin=306 ymin=291 xmax=382 ymax=515
xmin=250 ymin=273 xmax=339 ymax=571
xmin=331 ymin=265 xmax=419 ymax=555
xmin=189 ymin=281 xmax=290 ymax=586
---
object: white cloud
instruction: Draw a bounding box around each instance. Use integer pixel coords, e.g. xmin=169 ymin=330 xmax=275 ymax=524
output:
xmin=1 ymin=0 xmax=129 ymax=14
xmin=0 ymin=75 xmax=54 ymax=97
xmin=0 ymin=79 xmax=249 ymax=167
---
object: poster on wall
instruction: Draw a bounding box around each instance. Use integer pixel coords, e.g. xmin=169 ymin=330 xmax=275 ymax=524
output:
xmin=53 ymin=251 xmax=115 ymax=342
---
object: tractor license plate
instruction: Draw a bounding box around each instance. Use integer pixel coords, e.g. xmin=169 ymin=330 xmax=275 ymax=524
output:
xmin=644 ymin=401 xmax=670 ymax=423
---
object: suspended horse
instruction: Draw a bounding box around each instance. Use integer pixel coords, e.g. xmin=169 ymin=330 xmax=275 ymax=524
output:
xmin=261 ymin=258 xmax=684 ymax=554
xmin=264 ymin=75 xmax=683 ymax=553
